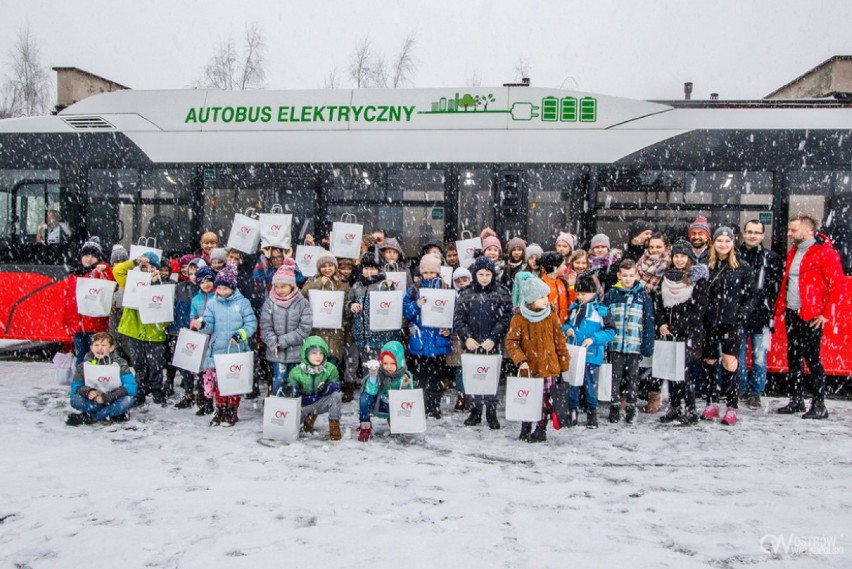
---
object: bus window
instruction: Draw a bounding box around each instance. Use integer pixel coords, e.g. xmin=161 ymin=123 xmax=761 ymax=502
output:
xmin=526 ymin=166 xmax=584 ymax=248
xmin=788 ymin=171 xmax=852 ymax=274
xmin=458 ymin=167 xmax=493 ymax=239
xmin=17 ymin=182 xmax=64 ymax=244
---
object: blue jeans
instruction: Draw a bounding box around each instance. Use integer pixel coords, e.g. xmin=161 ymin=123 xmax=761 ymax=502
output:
xmin=359 ymin=391 xmax=389 ymax=422
xmin=738 ymin=329 xmax=769 ymax=397
xmin=73 ymin=332 xmax=93 ymax=366
xmin=71 ymin=392 xmax=135 ymax=421
xmin=568 ymin=363 xmax=599 ymax=411
xmin=271 ymin=362 xmax=298 ymax=397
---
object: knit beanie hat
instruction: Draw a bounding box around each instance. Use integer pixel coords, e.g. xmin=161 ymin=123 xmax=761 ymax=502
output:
xmin=315 ymin=251 xmax=338 ymax=271
xmin=472 ymin=255 xmax=496 ymax=275
xmin=539 ymin=251 xmax=564 ymax=273
xmin=670 ymin=240 xmax=696 ymax=261
xmin=379 ymin=237 xmax=405 ymax=258
xmin=110 ymin=244 xmax=129 ymax=264
xmin=506 ymin=237 xmax=527 ymax=254
xmin=521 ymin=277 xmax=551 ymax=305
xmin=178 ymin=254 xmax=196 ymax=268
xmin=195 ymin=266 xmax=215 ymax=283
xmin=452 ymin=267 xmax=472 ymax=282
xmin=688 ymin=216 xmax=711 ymax=239
xmin=272 ymin=257 xmax=298 ymax=286
xmin=421 ymin=238 xmax=443 ymax=254
xmin=590 ymin=234 xmax=611 ymax=249
xmin=525 ymin=243 xmax=544 ymax=261
xmin=419 ymin=253 xmax=442 ymax=275
xmin=80 ymin=236 xmax=104 ymax=260
xmin=210 ymin=248 xmax=228 ymax=263
xmin=575 ymin=272 xmax=598 ymax=294
xmin=141 ymin=251 xmax=161 ymax=269
xmin=628 ymin=220 xmax=654 ymax=240
xmin=214 ymin=264 xmax=238 ymax=289
xmin=480 ymin=228 xmax=502 ymax=254
xmin=555 ymin=232 xmax=577 ymax=250
xmin=713 ymin=226 xmax=735 ymax=241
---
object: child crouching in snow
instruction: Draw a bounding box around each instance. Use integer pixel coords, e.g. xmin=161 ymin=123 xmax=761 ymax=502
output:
xmin=357 ymin=340 xmax=414 ymax=442
xmin=505 ymin=278 xmax=571 ymax=443
xmin=66 ymin=332 xmax=137 ymax=426
xmin=281 ymin=336 xmax=342 ymax=441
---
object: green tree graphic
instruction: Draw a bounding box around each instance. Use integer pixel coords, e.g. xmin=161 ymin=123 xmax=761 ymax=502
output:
xmin=475 ymin=93 xmax=496 ymax=110
xmin=459 ymin=93 xmax=477 ymax=111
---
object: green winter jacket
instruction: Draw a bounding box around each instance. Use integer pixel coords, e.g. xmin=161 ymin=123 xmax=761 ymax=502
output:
xmin=113 ymin=259 xmax=168 ymax=342
xmin=365 ymin=340 xmax=414 ymax=419
xmin=287 ymin=336 xmax=339 ymax=402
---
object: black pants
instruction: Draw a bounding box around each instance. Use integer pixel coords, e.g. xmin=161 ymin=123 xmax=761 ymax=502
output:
xmin=611 ymin=352 xmax=642 ymax=406
xmin=409 ymin=354 xmax=445 ymax=413
xmin=125 ymin=338 xmax=166 ymax=401
xmin=785 ymin=309 xmax=826 ymax=406
xmin=669 ymin=360 xmax=699 ymax=413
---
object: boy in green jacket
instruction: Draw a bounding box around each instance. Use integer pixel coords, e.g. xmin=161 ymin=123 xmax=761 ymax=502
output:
xmin=283 ymin=336 xmax=342 ymax=441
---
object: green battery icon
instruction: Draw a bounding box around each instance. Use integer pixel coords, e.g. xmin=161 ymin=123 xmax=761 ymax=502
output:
xmin=580 ymin=97 xmax=597 ymax=122
xmin=560 ymin=97 xmax=578 ymax=121
xmin=541 ymin=97 xmax=558 ymax=121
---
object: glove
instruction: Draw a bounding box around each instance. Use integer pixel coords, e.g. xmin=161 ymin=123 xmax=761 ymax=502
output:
xmin=282 ymin=384 xmax=301 ymax=398
xmin=231 ymin=332 xmax=243 ymax=343
xmin=316 ymin=382 xmax=328 ymax=396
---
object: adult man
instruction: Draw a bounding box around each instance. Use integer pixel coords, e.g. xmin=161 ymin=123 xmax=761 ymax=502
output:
xmin=737 ymin=219 xmax=783 ymax=409
xmin=688 ymin=216 xmax=712 ymax=265
xmin=622 ymin=220 xmax=653 ymax=262
xmin=775 ymin=215 xmax=844 ymax=419
xmin=36 ymin=209 xmax=71 ymax=244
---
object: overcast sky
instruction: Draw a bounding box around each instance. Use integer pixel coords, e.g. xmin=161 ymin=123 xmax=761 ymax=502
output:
xmin=1 ymin=0 xmax=850 ymax=101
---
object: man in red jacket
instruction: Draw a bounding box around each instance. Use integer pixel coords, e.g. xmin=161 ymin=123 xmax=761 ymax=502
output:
xmin=775 ymin=214 xmax=844 ymax=419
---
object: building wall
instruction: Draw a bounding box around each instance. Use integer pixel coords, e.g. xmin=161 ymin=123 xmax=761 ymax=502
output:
xmin=769 ymin=59 xmax=852 ymax=99
xmin=55 ymin=69 xmax=127 ymax=110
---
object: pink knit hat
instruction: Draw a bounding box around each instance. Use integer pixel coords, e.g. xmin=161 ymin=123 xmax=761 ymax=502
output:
xmin=480 ymin=227 xmax=502 ymax=254
xmin=419 ymin=253 xmax=442 ymax=275
xmin=556 ymin=232 xmax=577 ymax=250
xmin=272 ymin=257 xmax=297 ymax=286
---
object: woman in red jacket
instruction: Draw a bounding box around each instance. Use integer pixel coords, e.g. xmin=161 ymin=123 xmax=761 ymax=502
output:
xmin=63 ymin=237 xmax=115 ymax=365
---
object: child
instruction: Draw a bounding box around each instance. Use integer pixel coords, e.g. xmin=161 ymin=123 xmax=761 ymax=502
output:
xmin=444 ymin=243 xmax=460 ymax=270
xmin=602 ymin=259 xmax=656 ymax=424
xmin=282 ymin=336 xmax=342 ymax=441
xmin=403 ymin=253 xmax=453 ymax=419
xmin=260 ymin=258 xmax=313 ymax=398
xmin=379 ymin=237 xmax=412 ymax=285
xmin=511 ymin=244 xmax=543 ymax=310
xmin=159 ymin=259 xmax=173 ymax=283
xmin=555 ymin=232 xmax=577 ymax=265
xmin=337 ymin=258 xmax=355 ymax=286
xmin=66 ymin=331 xmax=137 ymax=425
xmin=189 ymin=266 xmax=217 ymax=415
xmin=654 ymin=240 xmax=709 ymax=426
xmin=537 ymin=251 xmax=571 ymax=324
xmin=455 ymin=256 xmax=513 ymax=430
xmin=170 ymin=258 xmax=204 ymax=409
xmin=209 ymin=248 xmax=227 ymax=273
xmin=63 ymin=236 xmax=115 ymax=366
xmin=196 ymin=265 xmax=258 ymax=426
xmin=503 ymin=236 xmax=527 ymax=289
xmin=563 ymin=272 xmax=616 ymax=429
xmin=357 ymin=340 xmax=414 ymax=442
xmin=636 ymin=232 xmax=672 ymax=294
xmin=113 ymin=252 xmax=170 ymax=406
xmin=480 ymin=228 xmax=505 ymax=283
xmin=566 ymin=250 xmax=591 ymax=306
xmin=589 ymin=233 xmax=621 ymax=292
xmin=448 ymin=267 xmax=472 ymax=411
xmin=505 ymin=277 xmax=571 ymax=442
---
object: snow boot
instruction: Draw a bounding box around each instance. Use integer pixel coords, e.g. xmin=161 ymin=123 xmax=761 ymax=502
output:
xmin=109 ymin=412 xmax=131 ymax=423
xmin=659 ymin=407 xmax=682 ymax=424
xmin=720 ymin=407 xmax=738 ymax=426
xmin=425 ymin=392 xmax=442 ymax=419
xmin=586 ymin=411 xmax=599 ymax=429
xmin=567 ymin=409 xmax=579 ymax=428
xmin=329 ymin=419 xmax=342 ymax=440
xmin=357 ymin=422 xmax=372 ymax=442
xmin=464 ymin=407 xmax=482 ymax=426
xmin=624 ymin=406 xmax=636 ymax=425
xmin=454 ymin=393 xmax=466 ymax=412
xmin=462 ymin=395 xmax=471 ymax=411
xmin=303 ymin=413 xmax=318 ymax=434
xmin=66 ymin=413 xmax=94 ymax=426
xmin=608 ymin=405 xmax=620 ymax=424
xmin=644 ymin=391 xmax=662 ymax=414
xmin=342 ymin=381 xmax=355 ymax=403
xmin=700 ymin=403 xmax=719 ymax=421
xmin=802 ymin=403 xmax=829 ymax=420
xmin=174 ymin=393 xmax=195 ymax=409
xmin=485 ymin=406 xmax=501 ymax=430
xmin=209 ymin=407 xmax=225 ymax=426
xmin=677 ymin=410 xmax=699 ymax=427
xmin=529 ymin=424 xmax=547 ymax=443
xmin=745 ymin=395 xmax=762 ymax=410
xmin=195 ymin=396 xmax=214 ymax=416
xmin=518 ymin=422 xmax=533 ymax=442
xmin=777 ymin=399 xmax=806 ymax=414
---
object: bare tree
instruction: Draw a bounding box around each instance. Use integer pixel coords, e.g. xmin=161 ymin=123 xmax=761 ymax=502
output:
xmin=1 ymin=24 xmax=52 ymax=117
xmin=467 ymin=69 xmax=482 ymax=88
xmin=513 ymin=57 xmax=532 ymax=82
xmin=199 ymin=22 xmax=267 ymax=90
xmin=349 ymin=37 xmax=373 ymax=88
xmin=372 ymin=55 xmax=389 ymax=88
xmin=389 ymin=33 xmax=417 ymax=88
xmin=323 ymin=67 xmax=341 ymax=89
xmin=349 ymin=33 xmax=417 ymax=89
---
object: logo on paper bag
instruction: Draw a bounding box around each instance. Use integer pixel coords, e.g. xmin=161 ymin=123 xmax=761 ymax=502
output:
xmin=97 ymin=376 xmax=111 ymax=384
xmin=396 ymin=400 xmax=415 ymax=417
xmin=270 ymin=408 xmax=290 ymax=426
xmin=270 ymin=224 xmax=282 ymax=232
xmin=343 ymin=232 xmax=357 ymax=241
xmin=320 ymin=300 xmax=337 ymax=315
xmin=377 ymin=300 xmax=394 ymax=315
xmin=146 ymin=294 xmax=165 ymax=309
xmin=239 ymin=226 xmax=252 ymax=234
xmin=512 ymin=389 xmax=531 ymax=406
xmin=431 ymin=298 xmax=448 ymax=313
xmin=180 ymin=342 xmax=199 ymax=357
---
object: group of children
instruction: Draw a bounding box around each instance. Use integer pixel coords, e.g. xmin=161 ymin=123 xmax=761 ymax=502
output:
xmin=62 ymin=219 xmax=747 ymax=442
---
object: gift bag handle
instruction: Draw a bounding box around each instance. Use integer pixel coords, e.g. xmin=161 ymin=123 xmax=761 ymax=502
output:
xmin=137 ymin=236 xmax=158 ymax=248
xmin=243 ymin=207 xmax=259 ymax=219
xmin=517 ymin=367 xmax=531 ymax=378
xmin=459 ymin=230 xmax=473 ymax=240
xmin=270 ymin=204 xmax=284 ymax=214
xmin=340 ymin=212 xmax=358 ymax=223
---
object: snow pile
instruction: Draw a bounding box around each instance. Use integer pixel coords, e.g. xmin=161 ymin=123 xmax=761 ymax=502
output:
xmin=1 ymin=361 xmax=850 ymax=568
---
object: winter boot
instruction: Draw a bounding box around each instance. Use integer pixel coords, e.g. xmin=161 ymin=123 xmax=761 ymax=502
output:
xmin=519 ymin=422 xmax=533 ymax=442
xmin=462 ymin=395 xmax=471 ymax=411
xmin=720 ymin=407 xmax=738 ymax=426
xmin=777 ymin=399 xmax=806 ymax=414
xmin=677 ymin=410 xmax=699 ymax=427
xmin=209 ymin=407 xmax=225 ymax=426
xmin=109 ymin=412 xmax=131 ymax=423
xmin=454 ymin=393 xmax=466 ymax=412
xmin=567 ymin=409 xmax=579 ymax=428
xmin=196 ymin=396 xmax=214 ymax=416
xmin=221 ymin=406 xmax=239 ymax=427
xmin=644 ymin=391 xmax=662 ymax=414
xmin=659 ymin=407 xmax=682 ymax=424
xmin=357 ymin=422 xmax=372 ymax=442
xmin=624 ymin=406 xmax=636 ymax=425
xmin=174 ymin=393 xmax=195 ymax=409
xmin=303 ymin=413 xmax=318 ymax=434
xmin=529 ymin=424 xmax=548 ymax=443
xmin=586 ymin=411 xmax=599 ymax=429
xmin=329 ymin=419 xmax=342 ymax=440
xmin=66 ymin=413 xmax=94 ymax=426
xmin=464 ymin=406 xmax=482 ymax=426
xmin=426 ymin=392 xmax=442 ymax=419
xmin=700 ymin=403 xmax=720 ymax=421
xmin=485 ymin=406 xmax=501 ymax=430
xmin=746 ymin=395 xmax=762 ymax=410
xmin=342 ymin=382 xmax=355 ymax=403
xmin=802 ymin=403 xmax=829 ymax=420
xmin=608 ymin=405 xmax=620 ymax=423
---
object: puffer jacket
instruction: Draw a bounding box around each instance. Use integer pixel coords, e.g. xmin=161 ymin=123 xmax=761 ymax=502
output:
xmin=563 ymin=300 xmax=616 ymax=366
xmin=113 ymin=260 xmax=169 ymax=343
xmin=364 ymin=340 xmax=414 ymax=418
xmin=199 ymin=289 xmax=257 ymax=369
xmin=63 ymin=264 xmax=115 ymax=335
xmin=505 ymin=310 xmax=571 ymax=377
xmin=286 ymin=336 xmax=340 ymax=406
xmin=348 ymin=276 xmax=401 ymax=349
xmin=259 ymin=293 xmax=312 ymax=364
xmin=705 ymin=259 xmax=756 ymax=329
xmin=454 ymin=280 xmax=512 ymax=351
xmin=301 ymin=274 xmax=350 ymax=360
xmin=602 ymin=282 xmax=655 ymax=357
xmin=775 ymin=233 xmax=845 ymax=322
xmin=653 ymin=264 xmax=709 ymax=362
xmin=403 ymin=277 xmax=452 ymax=357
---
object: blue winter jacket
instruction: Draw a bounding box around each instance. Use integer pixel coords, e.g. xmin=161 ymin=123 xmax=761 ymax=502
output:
xmin=403 ymin=277 xmax=453 ymax=357
xmin=602 ymin=282 xmax=655 ymax=357
xmin=454 ymin=280 xmax=513 ymax=349
xmin=198 ymin=289 xmax=257 ymax=369
xmin=563 ymin=300 xmax=616 ymax=366
xmin=70 ymin=351 xmax=137 ymax=402
xmin=190 ymin=290 xmax=216 ymax=321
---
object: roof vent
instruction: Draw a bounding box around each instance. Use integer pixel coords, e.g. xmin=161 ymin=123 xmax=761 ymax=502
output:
xmin=61 ymin=116 xmax=115 ymax=130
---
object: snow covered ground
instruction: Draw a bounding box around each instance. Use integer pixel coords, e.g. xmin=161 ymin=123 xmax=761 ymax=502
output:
xmin=1 ymin=361 xmax=851 ymax=569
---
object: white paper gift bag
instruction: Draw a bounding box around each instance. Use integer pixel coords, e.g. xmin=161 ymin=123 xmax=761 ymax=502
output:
xmin=455 ymin=237 xmax=482 ymax=269
xmin=461 ymin=353 xmax=502 ymax=395
xmin=122 ymin=269 xmax=152 ymax=309
xmin=369 ymin=290 xmax=404 ymax=331
xmin=138 ymin=284 xmax=176 ymax=324
xmin=75 ymin=277 xmax=116 ymax=317
xmin=385 ymin=271 xmax=408 ymax=293
xmin=258 ymin=205 xmax=293 ymax=249
xmin=388 ymin=388 xmax=427 ymax=434
xmin=308 ymin=290 xmax=345 ymax=330
xmin=226 ymin=211 xmax=261 ymax=254
xmin=129 ymin=237 xmax=163 ymax=262
xmin=214 ymin=349 xmax=255 ymax=396
xmin=597 ymin=362 xmax=613 ymax=402
xmin=440 ymin=266 xmax=453 ymax=287
xmin=262 ymin=396 xmax=301 ymax=441
xmin=53 ymin=351 xmax=74 ymax=386
xmin=652 ymin=340 xmax=686 ymax=382
xmin=171 ymin=328 xmax=209 ymax=373
xmin=295 ymin=245 xmax=325 ymax=277
xmin=505 ymin=376 xmax=545 ymax=422
xmin=564 ymin=344 xmax=588 ymax=387
xmin=330 ymin=215 xmax=363 ymax=259
xmin=418 ymin=288 xmax=456 ymax=329
xmin=83 ymin=362 xmax=122 ymax=393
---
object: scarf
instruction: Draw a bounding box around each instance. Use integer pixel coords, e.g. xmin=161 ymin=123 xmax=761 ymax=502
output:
xmin=269 ymin=286 xmax=300 ymax=308
xmin=300 ymin=362 xmax=326 ymax=375
xmin=520 ymin=303 xmax=552 ymax=323
xmin=359 ymin=273 xmax=385 ymax=287
xmin=589 ymin=253 xmax=616 ymax=272
xmin=661 ymin=276 xmax=694 ymax=307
